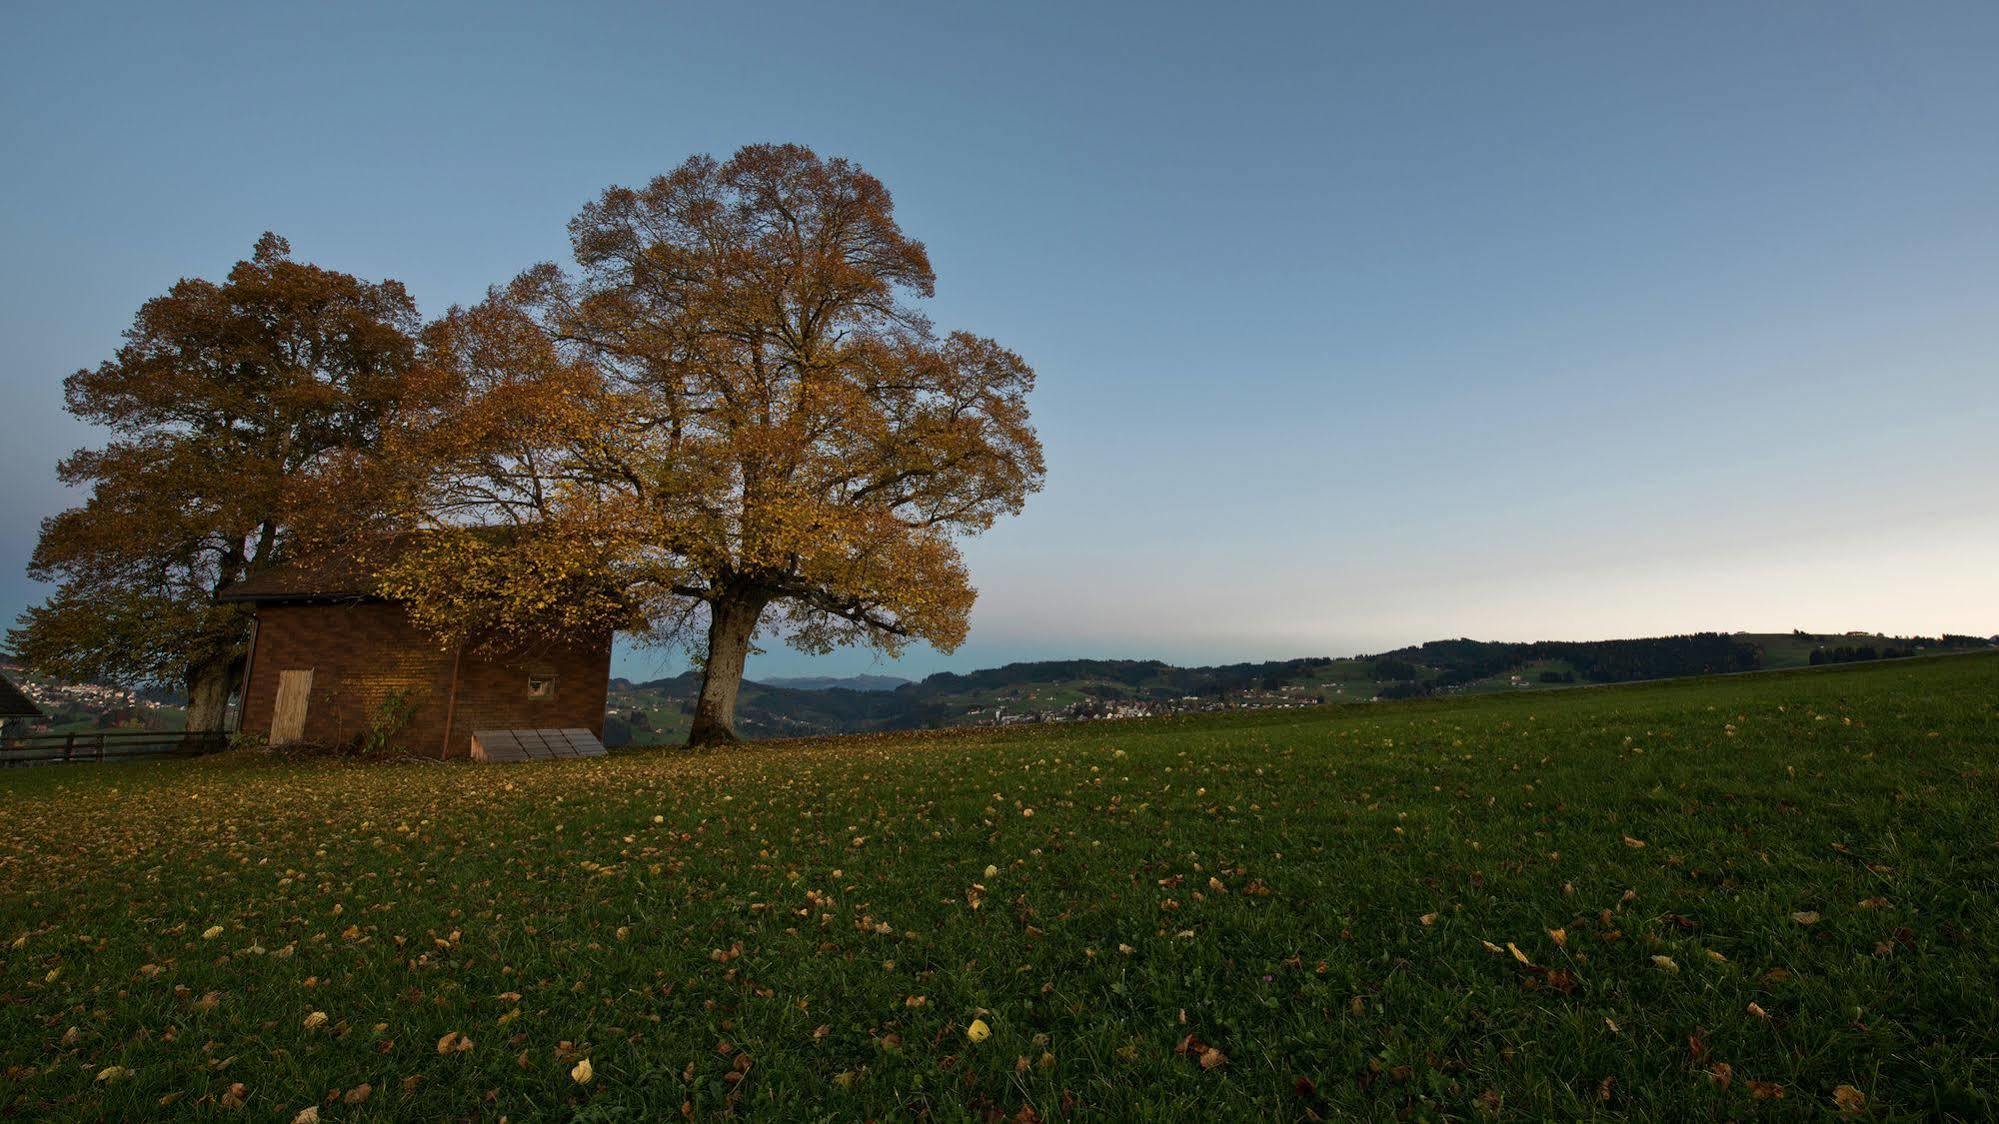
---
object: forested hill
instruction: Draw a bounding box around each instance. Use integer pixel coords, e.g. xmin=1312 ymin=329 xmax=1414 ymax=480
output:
xmin=603 ymin=631 xmax=1994 ymax=744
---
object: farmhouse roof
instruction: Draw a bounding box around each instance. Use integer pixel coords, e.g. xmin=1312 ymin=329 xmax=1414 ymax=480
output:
xmin=0 ymin=673 xmax=42 ymax=718
xmin=215 ymin=529 xmax=530 ymax=606
xmin=214 ymin=552 xmax=386 ymax=605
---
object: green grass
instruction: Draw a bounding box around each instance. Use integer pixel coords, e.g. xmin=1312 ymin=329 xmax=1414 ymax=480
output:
xmin=3 ymin=655 xmax=1996 ymax=1119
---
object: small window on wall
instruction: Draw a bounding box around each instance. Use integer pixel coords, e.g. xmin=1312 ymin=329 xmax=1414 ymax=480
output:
xmin=527 ymin=674 xmax=556 ymax=701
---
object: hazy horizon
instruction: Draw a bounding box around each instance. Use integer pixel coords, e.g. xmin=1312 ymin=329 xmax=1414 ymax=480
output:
xmin=5 ymin=2 xmax=1995 ymax=684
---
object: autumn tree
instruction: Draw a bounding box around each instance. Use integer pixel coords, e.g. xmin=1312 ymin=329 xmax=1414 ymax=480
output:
xmin=356 ymin=144 xmax=1044 ymax=745
xmin=9 ymin=235 xmax=425 ymax=732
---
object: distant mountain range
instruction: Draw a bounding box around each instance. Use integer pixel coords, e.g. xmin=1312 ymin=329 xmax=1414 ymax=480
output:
xmin=602 ymin=630 xmax=1995 ymax=745
xmin=753 ymin=674 xmax=913 ymax=692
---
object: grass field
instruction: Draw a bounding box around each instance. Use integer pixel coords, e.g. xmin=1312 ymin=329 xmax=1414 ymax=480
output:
xmin=3 ymin=654 xmax=1996 ymax=1119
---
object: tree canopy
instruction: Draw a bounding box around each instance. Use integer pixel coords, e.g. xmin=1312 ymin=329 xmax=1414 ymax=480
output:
xmin=333 ymin=144 xmax=1044 ymax=744
xmin=10 ymin=235 xmax=426 ymax=730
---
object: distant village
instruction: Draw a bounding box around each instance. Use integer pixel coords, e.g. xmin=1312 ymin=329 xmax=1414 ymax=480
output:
xmin=0 ymin=662 xmax=178 ymax=735
xmin=964 ymin=684 xmax=1330 ymax=727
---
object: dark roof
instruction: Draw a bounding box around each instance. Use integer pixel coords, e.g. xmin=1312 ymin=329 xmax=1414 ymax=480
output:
xmin=216 ymin=552 xmax=387 ymax=605
xmin=216 ymin=529 xmax=527 ymax=606
xmin=0 ymin=673 xmax=42 ymax=718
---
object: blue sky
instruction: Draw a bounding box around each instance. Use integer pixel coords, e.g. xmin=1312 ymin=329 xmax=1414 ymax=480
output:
xmin=4 ymin=1 xmax=1995 ymax=683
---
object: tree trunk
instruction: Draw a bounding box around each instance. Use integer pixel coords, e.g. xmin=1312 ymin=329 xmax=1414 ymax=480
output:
xmin=688 ymin=591 xmax=768 ymax=747
xmin=184 ymin=654 xmax=242 ymax=734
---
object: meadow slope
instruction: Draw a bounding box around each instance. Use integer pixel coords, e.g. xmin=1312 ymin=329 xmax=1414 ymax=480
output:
xmin=2 ymin=654 xmax=1996 ymax=1119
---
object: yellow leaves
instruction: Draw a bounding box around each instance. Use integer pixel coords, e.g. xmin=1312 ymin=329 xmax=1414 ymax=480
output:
xmin=1652 ymin=955 xmax=1680 ymax=973
xmin=201 ymin=925 xmax=225 ymax=940
xmin=1506 ymin=942 xmax=1531 ymax=966
xmin=1792 ymin=910 xmax=1821 ymax=925
xmin=94 ymin=1065 xmax=128 ymax=1083
xmin=292 ymin=1108 xmax=320 ymax=1124
xmin=571 ymin=1057 xmax=594 ymax=1084
xmin=1419 ymin=913 xmax=1438 ymax=926
xmin=984 ymin=864 xmax=999 ymax=878
xmin=437 ymin=1031 xmax=473 ymax=1054
xmin=1621 ymin=835 xmax=1646 ymax=849
xmin=302 ymin=1010 xmax=328 ymax=1031
xmin=966 ymin=1018 xmax=991 ymax=1043
xmin=1547 ymin=928 xmax=1567 ymax=948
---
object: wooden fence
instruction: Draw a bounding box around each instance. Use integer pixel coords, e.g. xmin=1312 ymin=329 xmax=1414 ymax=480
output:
xmin=0 ymin=729 xmax=231 ymax=767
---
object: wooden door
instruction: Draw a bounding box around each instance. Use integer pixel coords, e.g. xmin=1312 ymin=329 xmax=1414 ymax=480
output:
xmin=271 ymin=669 xmax=313 ymax=744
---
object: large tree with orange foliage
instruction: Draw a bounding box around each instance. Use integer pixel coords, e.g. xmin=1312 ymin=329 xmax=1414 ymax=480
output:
xmin=9 ymin=235 xmax=425 ymax=732
xmin=352 ymin=145 xmax=1044 ymax=745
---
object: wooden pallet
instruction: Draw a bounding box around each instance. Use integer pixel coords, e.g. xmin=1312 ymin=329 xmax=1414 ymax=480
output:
xmin=469 ymin=728 xmax=608 ymax=763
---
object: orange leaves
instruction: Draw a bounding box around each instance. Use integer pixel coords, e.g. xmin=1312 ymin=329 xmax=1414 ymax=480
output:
xmin=1173 ymin=1033 xmax=1227 ymax=1071
xmin=437 ymin=1031 xmax=474 ymax=1054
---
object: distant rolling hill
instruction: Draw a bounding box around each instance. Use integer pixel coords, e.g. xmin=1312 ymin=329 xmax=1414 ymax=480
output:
xmin=601 ymin=630 xmax=1994 ymax=746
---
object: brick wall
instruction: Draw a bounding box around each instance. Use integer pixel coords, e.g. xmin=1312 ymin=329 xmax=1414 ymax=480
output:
xmin=240 ymin=601 xmax=611 ymax=757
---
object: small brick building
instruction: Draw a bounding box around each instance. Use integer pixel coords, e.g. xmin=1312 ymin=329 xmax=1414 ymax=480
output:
xmin=220 ymin=559 xmax=611 ymax=757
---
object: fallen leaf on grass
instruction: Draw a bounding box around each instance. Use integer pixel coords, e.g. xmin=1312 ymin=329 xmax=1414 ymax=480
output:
xmin=1792 ymin=911 xmax=1820 ymax=925
xmin=1832 ymin=1085 xmax=1866 ymax=1113
xmin=571 ymin=1058 xmax=593 ymax=1084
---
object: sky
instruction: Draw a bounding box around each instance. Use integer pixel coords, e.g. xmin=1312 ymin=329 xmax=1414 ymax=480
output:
xmin=3 ymin=1 xmax=1995 ymax=684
